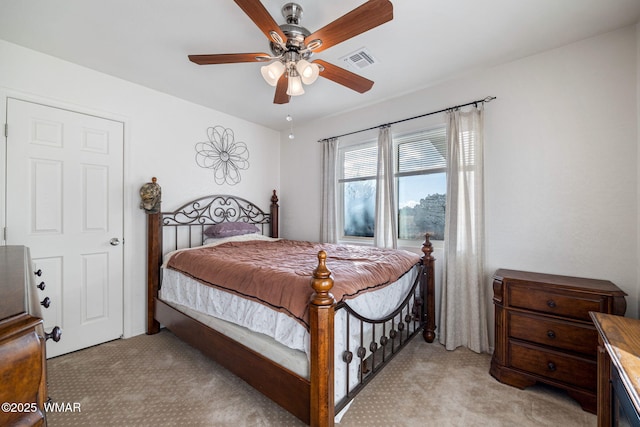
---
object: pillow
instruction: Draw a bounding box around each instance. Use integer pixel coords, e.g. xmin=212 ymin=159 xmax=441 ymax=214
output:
xmin=204 ymin=222 xmax=260 ymax=238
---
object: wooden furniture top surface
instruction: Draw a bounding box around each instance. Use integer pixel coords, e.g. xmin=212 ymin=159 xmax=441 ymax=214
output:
xmin=0 ymin=245 xmax=29 ymax=322
xmin=590 ymin=312 xmax=640 ymax=414
xmin=494 ymin=269 xmax=627 ymax=295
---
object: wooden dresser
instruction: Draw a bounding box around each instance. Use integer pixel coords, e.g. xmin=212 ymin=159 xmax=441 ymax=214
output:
xmin=0 ymin=246 xmax=61 ymax=427
xmin=591 ymin=312 xmax=640 ymax=427
xmin=490 ymin=269 xmax=626 ymax=413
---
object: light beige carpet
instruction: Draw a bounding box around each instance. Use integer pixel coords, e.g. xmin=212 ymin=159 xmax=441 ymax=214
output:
xmin=46 ymin=330 xmax=596 ymax=426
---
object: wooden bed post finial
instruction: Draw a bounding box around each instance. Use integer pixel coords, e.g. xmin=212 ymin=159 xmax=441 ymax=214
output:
xmin=421 ymin=232 xmax=434 ymax=260
xmin=311 ymin=250 xmax=334 ymax=306
xmin=310 ymin=250 xmax=335 ymax=426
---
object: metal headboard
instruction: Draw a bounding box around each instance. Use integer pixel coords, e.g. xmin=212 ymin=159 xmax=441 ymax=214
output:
xmin=160 ymin=192 xmax=278 ymax=254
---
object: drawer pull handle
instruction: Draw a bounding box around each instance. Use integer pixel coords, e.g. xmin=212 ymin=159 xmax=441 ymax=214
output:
xmin=547 ymin=300 xmax=556 ymax=308
xmin=45 ymin=326 xmax=62 ymax=342
xmin=547 ymin=330 xmax=556 ymax=339
xmin=37 ymin=281 xmax=46 ymax=291
xmin=40 ymin=297 xmax=51 ymax=309
xmin=34 ymin=269 xmax=42 ymax=277
xmin=547 ymin=362 xmax=557 ymax=372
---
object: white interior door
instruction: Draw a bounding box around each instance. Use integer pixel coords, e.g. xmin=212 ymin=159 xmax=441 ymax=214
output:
xmin=5 ymin=98 xmax=124 ymax=358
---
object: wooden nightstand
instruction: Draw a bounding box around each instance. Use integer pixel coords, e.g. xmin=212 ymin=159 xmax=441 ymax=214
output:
xmin=490 ymin=269 xmax=626 ymax=413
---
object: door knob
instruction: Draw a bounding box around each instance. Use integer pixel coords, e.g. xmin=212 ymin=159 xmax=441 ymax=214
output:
xmin=110 ymin=238 xmax=121 ymax=246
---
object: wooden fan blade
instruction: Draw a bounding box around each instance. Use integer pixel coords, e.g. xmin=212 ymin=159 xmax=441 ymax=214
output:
xmin=234 ymin=0 xmax=287 ymax=43
xmin=315 ymin=60 xmax=374 ymax=93
xmin=305 ymin=0 xmax=393 ymax=53
xmin=188 ymin=53 xmax=271 ymax=65
xmin=273 ymin=74 xmax=290 ymax=104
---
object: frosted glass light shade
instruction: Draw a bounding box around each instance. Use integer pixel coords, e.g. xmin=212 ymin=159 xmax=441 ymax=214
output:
xmin=296 ymin=59 xmax=320 ymax=85
xmin=286 ymin=75 xmax=305 ymax=96
xmin=260 ymin=61 xmax=285 ymax=86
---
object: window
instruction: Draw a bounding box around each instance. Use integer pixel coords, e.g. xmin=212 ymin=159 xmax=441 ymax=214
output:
xmin=338 ymin=126 xmax=447 ymax=241
xmin=396 ymin=127 xmax=447 ymax=240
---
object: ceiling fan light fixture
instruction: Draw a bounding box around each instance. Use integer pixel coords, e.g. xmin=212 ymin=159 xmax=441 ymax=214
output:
xmin=296 ymin=59 xmax=320 ymax=85
xmin=286 ymin=73 xmax=305 ymax=96
xmin=260 ymin=61 xmax=286 ymax=86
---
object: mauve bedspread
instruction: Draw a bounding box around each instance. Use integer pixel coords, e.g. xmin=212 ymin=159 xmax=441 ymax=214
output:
xmin=165 ymin=239 xmax=420 ymax=328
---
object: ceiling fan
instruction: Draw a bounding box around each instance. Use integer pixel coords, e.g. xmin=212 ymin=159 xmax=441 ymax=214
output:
xmin=188 ymin=0 xmax=393 ymax=104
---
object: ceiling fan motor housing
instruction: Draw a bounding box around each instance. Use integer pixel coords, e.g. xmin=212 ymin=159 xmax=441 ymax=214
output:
xmin=282 ymin=2 xmax=303 ymax=24
xmin=270 ymin=2 xmax=312 ymax=59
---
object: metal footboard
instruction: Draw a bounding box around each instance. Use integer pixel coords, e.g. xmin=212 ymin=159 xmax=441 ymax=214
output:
xmin=334 ymin=264 xmax=425 ymax=412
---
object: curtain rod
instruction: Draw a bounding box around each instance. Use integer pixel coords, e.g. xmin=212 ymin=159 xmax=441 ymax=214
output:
xmin=317 ymin=96 xmax=496 ymax=142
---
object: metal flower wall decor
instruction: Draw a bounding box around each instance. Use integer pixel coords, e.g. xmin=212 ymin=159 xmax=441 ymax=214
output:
xmin=195 ymin=126 xmax=250 ymax=185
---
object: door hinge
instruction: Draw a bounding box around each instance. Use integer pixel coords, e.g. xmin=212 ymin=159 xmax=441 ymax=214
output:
xmin=3 ymin=227 xmax=6 ymax=241
xmin=4 ymin=123 xmax=7 ymax=138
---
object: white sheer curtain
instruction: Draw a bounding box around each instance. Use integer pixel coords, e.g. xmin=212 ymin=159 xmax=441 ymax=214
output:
xmin=439 ymin=105 xmax=489 ymax=353
xmin=320 ymin=137 xmax=339 ymax=243
xmin=374 ymin=126 xmax=397 ymax=249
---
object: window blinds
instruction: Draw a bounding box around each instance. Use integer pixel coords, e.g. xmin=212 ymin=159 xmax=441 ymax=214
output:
xmin=396 ymin=127 xmax=447 ymax=175
xmin=340 ymin=126 xmax=447 ymax=182
xmin=341 ymin=144 xmax=377 ymax=181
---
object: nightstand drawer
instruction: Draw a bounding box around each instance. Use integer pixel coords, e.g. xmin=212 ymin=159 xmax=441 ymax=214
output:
xmin=509 ymin=341 xmax=596 ymax=390
xmin=508 ymin=311 xmax=597 ymax=356
xmin=508 ymin=285 xmax=602 ymax=321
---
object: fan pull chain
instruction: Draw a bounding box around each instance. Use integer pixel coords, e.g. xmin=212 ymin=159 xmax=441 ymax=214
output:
xmin=287 ymin=114 xmax=295 ymax=140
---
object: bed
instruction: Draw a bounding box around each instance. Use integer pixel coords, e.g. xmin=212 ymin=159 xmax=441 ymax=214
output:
xmin=143 ymin=180 xmax=436 ymax=426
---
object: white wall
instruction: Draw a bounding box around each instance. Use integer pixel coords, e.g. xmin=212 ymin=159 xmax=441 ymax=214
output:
xmin=0 ymin=39 xmax=281 ymax=338
xmin=280 ymin=25 xmax=639 ymax=346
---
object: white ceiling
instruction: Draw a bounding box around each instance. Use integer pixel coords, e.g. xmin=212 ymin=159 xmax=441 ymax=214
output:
xmin=1 ymin=1 xmax=639 ymax=131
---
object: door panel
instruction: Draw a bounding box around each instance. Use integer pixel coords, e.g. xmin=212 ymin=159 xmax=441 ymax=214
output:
xmin=6 ymin=98 xmax=124 ymax=358
xmin=30 ymin=159 xmax=63 ymax=234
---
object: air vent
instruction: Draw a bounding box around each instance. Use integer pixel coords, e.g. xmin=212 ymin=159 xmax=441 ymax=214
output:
xmin=340 ymin=47 xmax=378 ymax=70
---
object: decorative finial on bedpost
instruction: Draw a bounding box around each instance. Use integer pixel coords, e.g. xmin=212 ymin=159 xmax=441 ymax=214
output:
xmin=421 ymin=232 xmax=434 ymax=261
xmin=271 ymin=189 xmax=279 ymax=206
xmin=311 ymin=250 xmax=334 ymax=306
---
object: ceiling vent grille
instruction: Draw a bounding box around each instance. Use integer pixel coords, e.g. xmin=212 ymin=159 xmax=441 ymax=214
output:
xmin=340 ymin=47 xmax=378 ymax=70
